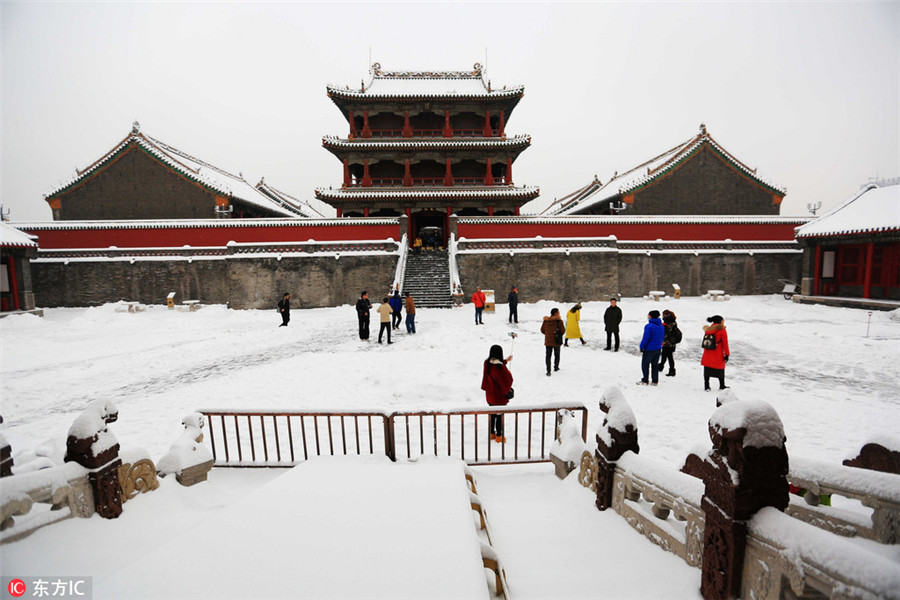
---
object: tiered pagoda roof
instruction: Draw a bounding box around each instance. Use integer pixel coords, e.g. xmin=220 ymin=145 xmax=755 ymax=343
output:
xmin=326 ymin=63 xmax=524 ymax=104
xmin=544 ymin=124 xmax=786 ymax=215
xmin=46 ymin=123 xmax=308 ymax=218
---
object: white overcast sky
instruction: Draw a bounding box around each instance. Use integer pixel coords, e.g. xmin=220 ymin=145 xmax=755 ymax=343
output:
xmin=2 ymin=1 xmax=898 ymax=221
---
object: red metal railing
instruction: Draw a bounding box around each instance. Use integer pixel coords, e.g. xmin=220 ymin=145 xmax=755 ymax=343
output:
xmin=200 ymin=405 xmax=588 ymax=467
xmin=363 ymin=129 xmax=501 ymax=138
xmin=348 ymin=177 xmax=509 ymax=188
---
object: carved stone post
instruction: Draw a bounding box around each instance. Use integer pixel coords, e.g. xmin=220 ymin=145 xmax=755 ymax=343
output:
xmin=595 ymin=387 xmax=639 ymax=511
xmin=700 ymin=399 xmax=789 ymax=600
xmin=64 ymin=400 xmax=125 ymax=519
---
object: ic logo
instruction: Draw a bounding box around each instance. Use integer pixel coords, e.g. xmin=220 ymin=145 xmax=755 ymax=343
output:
xmin=7 ymin=579 xmax=27 ymax=597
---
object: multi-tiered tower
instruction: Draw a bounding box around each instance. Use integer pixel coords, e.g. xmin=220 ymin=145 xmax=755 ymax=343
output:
xmin=317 ymin=63 xmax=539 ymax=247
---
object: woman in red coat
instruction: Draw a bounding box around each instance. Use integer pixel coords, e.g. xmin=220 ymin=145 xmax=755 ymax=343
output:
xmin=700 ymin=315 xmax=730 ymax=391
xmin=481 ymin=344 xmax=513 ymax=442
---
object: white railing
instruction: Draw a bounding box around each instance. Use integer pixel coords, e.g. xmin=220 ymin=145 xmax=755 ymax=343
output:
xmin=390 ymin=234 xmax=408 ymax=294
xmin=449 ymin=233 xmax=463 ymax=299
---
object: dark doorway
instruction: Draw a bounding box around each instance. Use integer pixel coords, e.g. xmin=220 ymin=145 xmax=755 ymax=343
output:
xmin=412 ymin=211 xmax=446 ymax=249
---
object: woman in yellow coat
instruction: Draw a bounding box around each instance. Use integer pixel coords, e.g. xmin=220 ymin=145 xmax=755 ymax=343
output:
xmin=564 ymin=303 xmax=586 ymax=346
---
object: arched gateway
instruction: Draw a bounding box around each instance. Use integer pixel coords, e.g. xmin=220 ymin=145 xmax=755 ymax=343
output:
xmin=316 ymin=63 xmax=540 ymax=248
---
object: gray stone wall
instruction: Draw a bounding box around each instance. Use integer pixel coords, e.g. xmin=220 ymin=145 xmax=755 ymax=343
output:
xmin=458 ymin=250 xmax=801 ymax=302
xmin=31 ymin=255 xmax=396 ymax=309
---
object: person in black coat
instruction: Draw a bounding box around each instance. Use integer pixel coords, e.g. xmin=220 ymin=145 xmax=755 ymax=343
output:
xmin=604 ymin=297 xmax=622 ymax=351
xmin=355 ymin=291 xmax=372 ymax=340
xmin=277 ymin=292 xmax=291 ymax=327
xmin=658 ymin=310 xmax=682 ymax=377
xmin=507 ymin=286 xmax=519 ymax=324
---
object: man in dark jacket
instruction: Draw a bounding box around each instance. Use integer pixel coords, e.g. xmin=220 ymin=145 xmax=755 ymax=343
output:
xmin=389 ymin=290 xmax=403 ymax=330
xmin=277 ymin=292 xmax=291 ymax=327
xmin=638 ymin=310 xmax=666 ymax=385
xmin=507 ymin=286 xmax=519 ymax=324
xmin=604 ymin=298 xmax=622 ymax=351
xmin=540 ymin=307 xmax=566 ymax=376
xmin=355 ymin=291 xmax=372 ymax=340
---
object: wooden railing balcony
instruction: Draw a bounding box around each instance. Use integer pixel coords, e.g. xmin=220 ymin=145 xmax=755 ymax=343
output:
xmin=359 ymin=129 xmax=502 ymax=139
xmin=348 ymin=177 xmax=510 ymax=188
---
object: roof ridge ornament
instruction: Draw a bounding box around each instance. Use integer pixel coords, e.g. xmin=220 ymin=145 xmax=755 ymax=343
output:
xmin=700 ymin=123 xmax=707 ymax=136
xmin=132 ymin=121 xmax=141 ymax=135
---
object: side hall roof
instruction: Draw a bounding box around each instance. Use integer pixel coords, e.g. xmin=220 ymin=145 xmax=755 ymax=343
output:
xmin=544 ymin=124 xmax=786 ymax=215
xmin=0 ymin=222 xmax=39 ymax=248
xmin=796 ymin=182 xmax=900 ymax=239
xmin=45 ymin=123 xmax=307 ymax=218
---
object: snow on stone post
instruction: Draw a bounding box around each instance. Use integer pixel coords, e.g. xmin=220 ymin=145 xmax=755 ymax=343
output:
xmin=594 ymin=386 xmax=639 ymax=511
xmin=0 ymin=415 xmax=12 ymax=478
xmin=64 ymin=400 xmax=124 ymax=519
xmin=550 ymin=409 xmax=586 ymax=479
xmin=157 ymin=413 xmax=214 ymax=486
xmin=700 ymin=399 xmax=789 ymax=600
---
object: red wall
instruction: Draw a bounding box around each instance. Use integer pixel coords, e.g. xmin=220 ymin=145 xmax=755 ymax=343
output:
xmin=457 ymin=221 xmax=800 ymax=241
xmin=22 ymin=223 xmax=401 ymax=249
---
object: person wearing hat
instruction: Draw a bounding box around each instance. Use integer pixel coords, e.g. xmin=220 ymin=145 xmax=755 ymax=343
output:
xmin=701 ymin=315 xmax=730 ymax=390
xmin=604 ymin=297 xmax=622 ymax=351
xmin=637 ymin=310 xmax=665 ymax=386
xmin=507 ymin=286 xmax=519 ymax=324
xmin=564 ymin=303 xmax=586 ymax=346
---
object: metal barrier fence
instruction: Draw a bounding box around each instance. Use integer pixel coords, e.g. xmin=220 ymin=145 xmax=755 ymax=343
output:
xmin=200 ymin=405 xmax=588 ymax=467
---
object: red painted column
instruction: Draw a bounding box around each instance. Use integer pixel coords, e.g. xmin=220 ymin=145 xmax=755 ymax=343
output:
xmin=505 ymin=158 xmax=513 ymax=185
xmin=336 ymin=208 xmax=342 ymax=218
xmin=362 ymin=159 xmax=372 ymax=187
xmin=499 ymin=110 xmax=506 ymax=138
xmin=443 ymin=110 xmax=452 ymax=138
xmin=343 ymin=159 xmax=351 ymax=188
xmin=7 ymin=258 xmax=19 ymax=311
xmin=403 ymin=159 xmax=412 ymax=187
xmin=863 ymin=242 xmax=875 ymax=299
xmin=363 ymin=208 xmax=370 ymax=217
xmin=483 ymin=110 xmax=492 ymax=137
xmin=362 ymin=111 xmax=371 ymax=138
xmin=813 ymin=245 xmax=822 ymax=296
xmin=514 ymin=206 xmax=520 ymax=216
xmin=443 ymin=159 xmax=454 ymax=186
xmin=349 ymin=110 xmax=357 ymax=139
xmin=484 ymin=158 xmax=494 ymax=186
xmin=402 ymin=110 xmax=412 ymax=138
xmin=488 ymin=207 xmax=494 ymax=216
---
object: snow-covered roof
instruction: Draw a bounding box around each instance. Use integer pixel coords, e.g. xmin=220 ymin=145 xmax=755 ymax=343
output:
xmin=322 ymin=135 xmax=531 ymax=151
xmin=45 ymin=123 xmax=307 ymax=218
xmin=14 ymin=218 xmax=395 ymax=231
xmin=545 ymin=124 xmax=787 ymax=216
xmin=327 ymin=63 xmax=524 ymax=100
xmin=458 ymin=215 xmax=809 ymax=226
xmin=315 ymin=186 xmax=540 ymax=202
xmin=255 ymin=178 xmax=327 ymax=218
xmin=0 ymin=222 xmax=39 ymax=248
xmin=796 ymin=183 xmax=900 ymax=239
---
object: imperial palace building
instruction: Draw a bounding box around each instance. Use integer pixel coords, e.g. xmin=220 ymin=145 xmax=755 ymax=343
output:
xmin=316 ymin=63 xmax=539 ymax=246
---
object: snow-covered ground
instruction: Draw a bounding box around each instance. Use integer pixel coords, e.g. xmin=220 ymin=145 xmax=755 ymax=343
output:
xmin=1 ymin=296 xmax=899 ymax=598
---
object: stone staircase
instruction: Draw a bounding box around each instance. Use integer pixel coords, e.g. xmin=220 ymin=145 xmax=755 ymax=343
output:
xmin=402 ymin=250 xmax=453 ymax=308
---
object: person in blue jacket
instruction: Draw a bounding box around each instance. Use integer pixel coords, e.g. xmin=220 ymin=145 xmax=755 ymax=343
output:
xmin=637 ymin=309 xmax=666 ymax=386
xmin=389 ymin=290 xmax=403 ymax=330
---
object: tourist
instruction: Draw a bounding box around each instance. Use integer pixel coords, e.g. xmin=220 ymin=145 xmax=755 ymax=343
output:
xmin=376 ymin=297 xmax=393 ymax=344
xmin=277 ymin=292 xmax=291 ymax=327
xmin=541 ymin=307 xmax=566 ymax=376
xmin=355 ymin=291 xmax=372 ymax=340
xmin=480 ymin=344 xmax=513 ymax=443
xmin=637 ymin=310 xmax=665 ymax=386
xmin=472 ymin=287 xmax=486 ymax=325
xmin=658 ymin=310 xmax=682 ymax=377
xmin=507 ymin=286 xmax=519 ymax=324
xmin=564 ymin=303 xmax=586 ymax=346
xmin=604 ymin=297 xmax=622 ymax=351
xmin=404 ymin=291 xmax=416 ymax=334
xmin=389 ymin=290 xmax=403 ymax=330
xmin=701 ymin=315 xmax=730 ymax=391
